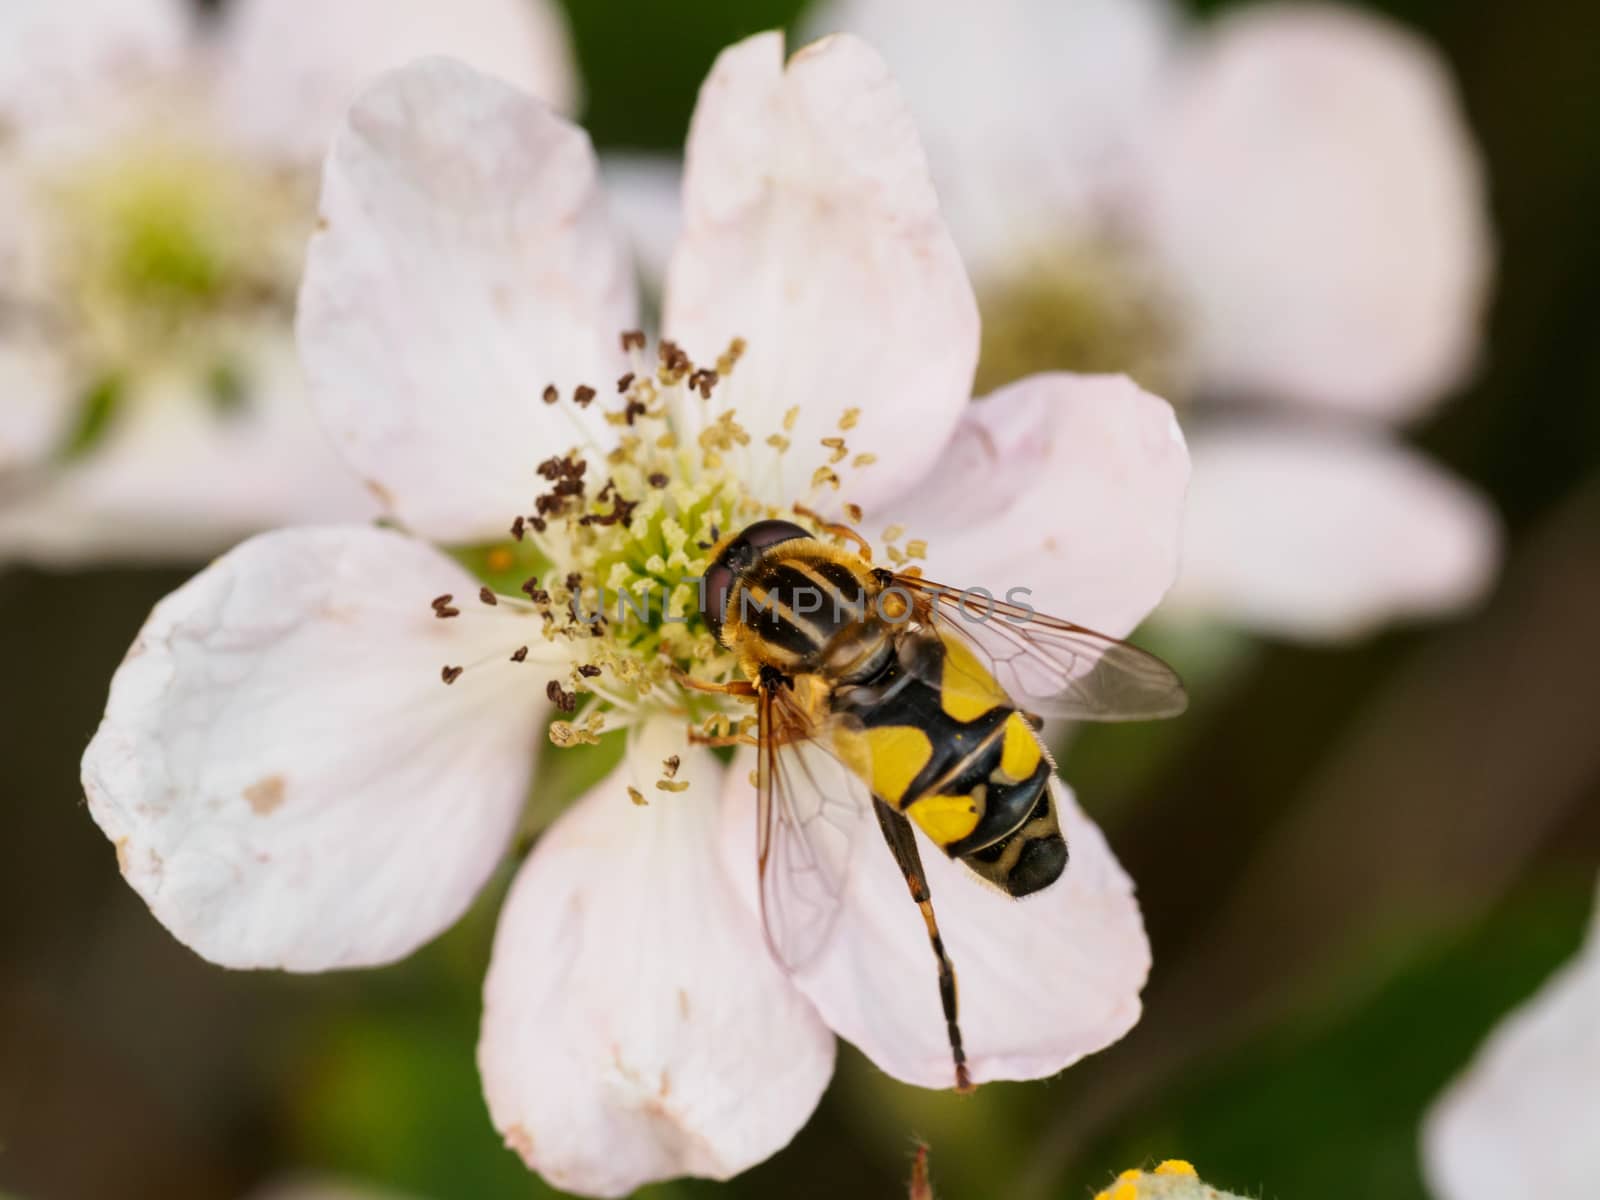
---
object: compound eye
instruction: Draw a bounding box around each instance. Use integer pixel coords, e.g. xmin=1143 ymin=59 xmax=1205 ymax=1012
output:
xmin=700 ymin=559 xmax=735 ymax=639
xmin=738 ymin=519 xmax=810 ymax=552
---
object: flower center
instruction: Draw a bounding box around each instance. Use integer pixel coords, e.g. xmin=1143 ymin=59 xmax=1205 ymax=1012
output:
xmin=28 ymin=127 xmax=311 ymax=454
xmin=975 ymin=237 xmax=1183 ymax=399
xmin=444 ymin=334 xmax=834 ymax=750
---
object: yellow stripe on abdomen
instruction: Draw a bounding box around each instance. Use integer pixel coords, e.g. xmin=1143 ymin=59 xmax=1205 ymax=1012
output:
xmin=997 ymin=712 xmax=1043 ymax=783
xmin=937 ymin=631 xmax=1009 ymax=722
xmin=833 ymin=723 xmax=934 ymax=806
xmin=907 ymin=792 xmax=982 ymax=847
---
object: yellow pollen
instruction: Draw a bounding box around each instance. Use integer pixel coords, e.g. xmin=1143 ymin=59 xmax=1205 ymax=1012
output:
xmin=852 ymin=453 xmax=877 ymax=468
xmin=766 ymin=433 xmax=791 ymax=452
xmin=838 ymin=407 xmax=860 ymax=430
xmin=1154 ymin=1161 xmax=1197 ymax=1178
xmin=782 ymin=406 xmax=800 ymax=432
xmin=882 ymin=524 xmax=906 ymax=543
xmin=903 ymin=539 xmax=927 ymax=560
xmin=655 ymin=779 xmax=690 ymax=793
xmin=627 ymin=786 xmax=648 ymax=806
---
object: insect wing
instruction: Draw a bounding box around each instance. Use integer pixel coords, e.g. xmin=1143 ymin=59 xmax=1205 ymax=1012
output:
xmin=756 ymin=686 xmax=871 ymax=972
xmin=898 ymin=577 xmax=1188 ymax=721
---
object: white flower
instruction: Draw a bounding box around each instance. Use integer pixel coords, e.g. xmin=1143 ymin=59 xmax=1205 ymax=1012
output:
xmin=82 ymin=35 xmax=1191 ymax=1196
xmin=0 ymin=0 xmax=575 ymax=564
xmin=1421 ymin=878 xmax=1600 ymax=1200
xmin=768 ymin=0 xmax=1500 ymax=642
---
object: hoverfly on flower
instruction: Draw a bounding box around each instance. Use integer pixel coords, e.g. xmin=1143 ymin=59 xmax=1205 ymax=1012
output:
xmin=688 ymin=513 xmax=1186 ymax=1090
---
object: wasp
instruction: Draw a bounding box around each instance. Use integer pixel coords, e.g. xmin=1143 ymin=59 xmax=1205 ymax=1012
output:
xmin=683 ymin=513 xmax=1187 ymax=1091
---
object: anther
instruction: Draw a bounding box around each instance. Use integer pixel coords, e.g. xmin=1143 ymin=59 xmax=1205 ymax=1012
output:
xmin=441 ymin=665 xmax=463 ymax=685
xmin=647 ymin=472 xmax=669 ymax=488
xmin=479 ymin=587 xmax=498 ymax=606
xmin=510 ymin=515 xmax=526 ymax=541
xmin=510 ymin=646 xmax=529 ymax=663
xmin=853 ymin=453 xmax=877 ymax=468
xmin=627 ymin=786 xmax=648 ymax=806
xmin=844 ymin=503 xmax=863 ymax=523
xmin=620 ymin=329 xmax=646 ymax=352
xmin=617 ymin=371 xmax=635 ymax=393
xmin=662 ymin=754 xmax=681 ymax=779
xmin=546 ymin=680 xmax=577 ymax=712
xmin=578 ymin=664 xmax=602 ymax=678
xmin=839 ymin=407 xmax=860 ymax=431
xmin=431 ymin=594 xmax=460 ymax=619
xmin=541 ymin=384 xmax=558 ymax=404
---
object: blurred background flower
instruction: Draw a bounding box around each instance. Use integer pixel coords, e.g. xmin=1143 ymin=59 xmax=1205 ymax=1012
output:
xmin=3 ymin=0 xmax=1598 ymax=1198
xmin=0 ymin=0 xmax=575 ymax=563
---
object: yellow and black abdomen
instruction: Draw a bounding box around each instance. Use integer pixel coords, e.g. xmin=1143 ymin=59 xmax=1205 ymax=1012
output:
xmin=832 ymin=631 xmax=1067 ymax=897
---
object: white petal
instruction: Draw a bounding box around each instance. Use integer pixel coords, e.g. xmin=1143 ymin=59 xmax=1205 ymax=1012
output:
xmin=802 ymin=0 xmax=1181 ymax=277
xmin=1165 ymin=424 xmax=1500 ymax=641
xmin=664 ymin=33 xmax=978 ymax=514
xmin=0 ymin=0 xmax=187 ymax=135
xmin=719 ymin=771 xmax=1148 ymax=1088
xmin=215 ymin=0 xmax=579 ymax=164
xmin=1423 ymin=882 xmax=1600 ymax=1200
xmin=881 ymin=372 xmax=1190 ymax=639
xmin=0 ymin=342 xmax=379 ymax=565
xmin=298 ymin=58 xmax=636 ymax=545
xmin=480 ymin=718 xmax=833 ymax=1198
xmin=599 ymin=153 xmax=683 ymax=295
xmin=82 ymin=524 xmax=556 ymax=970
xmin=1145 ymin=4 xmax=1492 ymax=420
xmin=0 ymin=335 xmax=70 ymax=475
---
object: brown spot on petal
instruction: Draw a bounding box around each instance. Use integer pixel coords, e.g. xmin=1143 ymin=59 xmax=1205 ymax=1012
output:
xmin=658 ymin=1070 xmax=672 ymax=1098
xmin=677 ymin=988 xmax=690 ymax=1019
xmin=245 ymin=775 xmax=286 ymax=815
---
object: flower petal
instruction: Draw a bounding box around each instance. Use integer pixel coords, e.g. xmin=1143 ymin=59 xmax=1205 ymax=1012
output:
xmin=599 ymin=152 xmax=683 ymax=296
xmin=0 ymin=343 xmax=379 ymax=565
xmin=802 ymin=0 xmax=1181 ymax=277
xmin=0 ymin=0 xmax=187 ymax=135
xmin=1145 ymin=4 xmax=1492 ymax=420
xmin=719 ymin=770 xmax=1148 ymax=1088
xmin=663 ymin=32 xmax=978 ymax=514
xmin=214 ymin=0 xmax=579 ymax=164
xmin=298 ymin=57 xmax=636 ymax=545
xmin=1422 ymin=882 xmax=1600 ymax=1200
xmin=1165 ymin=424 xmax=1500 ymax=640
xmin=880 ymin=372 xmax=1189 ymax=639
xmin=82 ymin=524 xmax=556 ymax=970
xmin=480 ymin=718 xmax=833 ymax=1197
xmin=0 ymin=335 xmax=70 ymax=476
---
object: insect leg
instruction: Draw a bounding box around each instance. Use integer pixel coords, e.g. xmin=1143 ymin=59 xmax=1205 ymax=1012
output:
xmin=872 ymin=797 xmax=973 ymax=1093
xmin=793 ymin=503 xmax=874 ymax=562
xmin=671 ymin=669 xmax=758 ymax=698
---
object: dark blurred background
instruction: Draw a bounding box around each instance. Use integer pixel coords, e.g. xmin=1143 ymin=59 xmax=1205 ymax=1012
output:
xmin=4 ymin=0 xmax=1599 ymax=1197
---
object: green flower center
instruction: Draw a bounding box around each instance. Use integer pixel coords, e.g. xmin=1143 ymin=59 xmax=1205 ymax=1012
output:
xmin=974 ymin=238 xmax=1184 ymax=399
xmin=32 ymin=131 xmax=310 ymax=456
xmin=451 ymin=335 xmax=834 ymax=749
